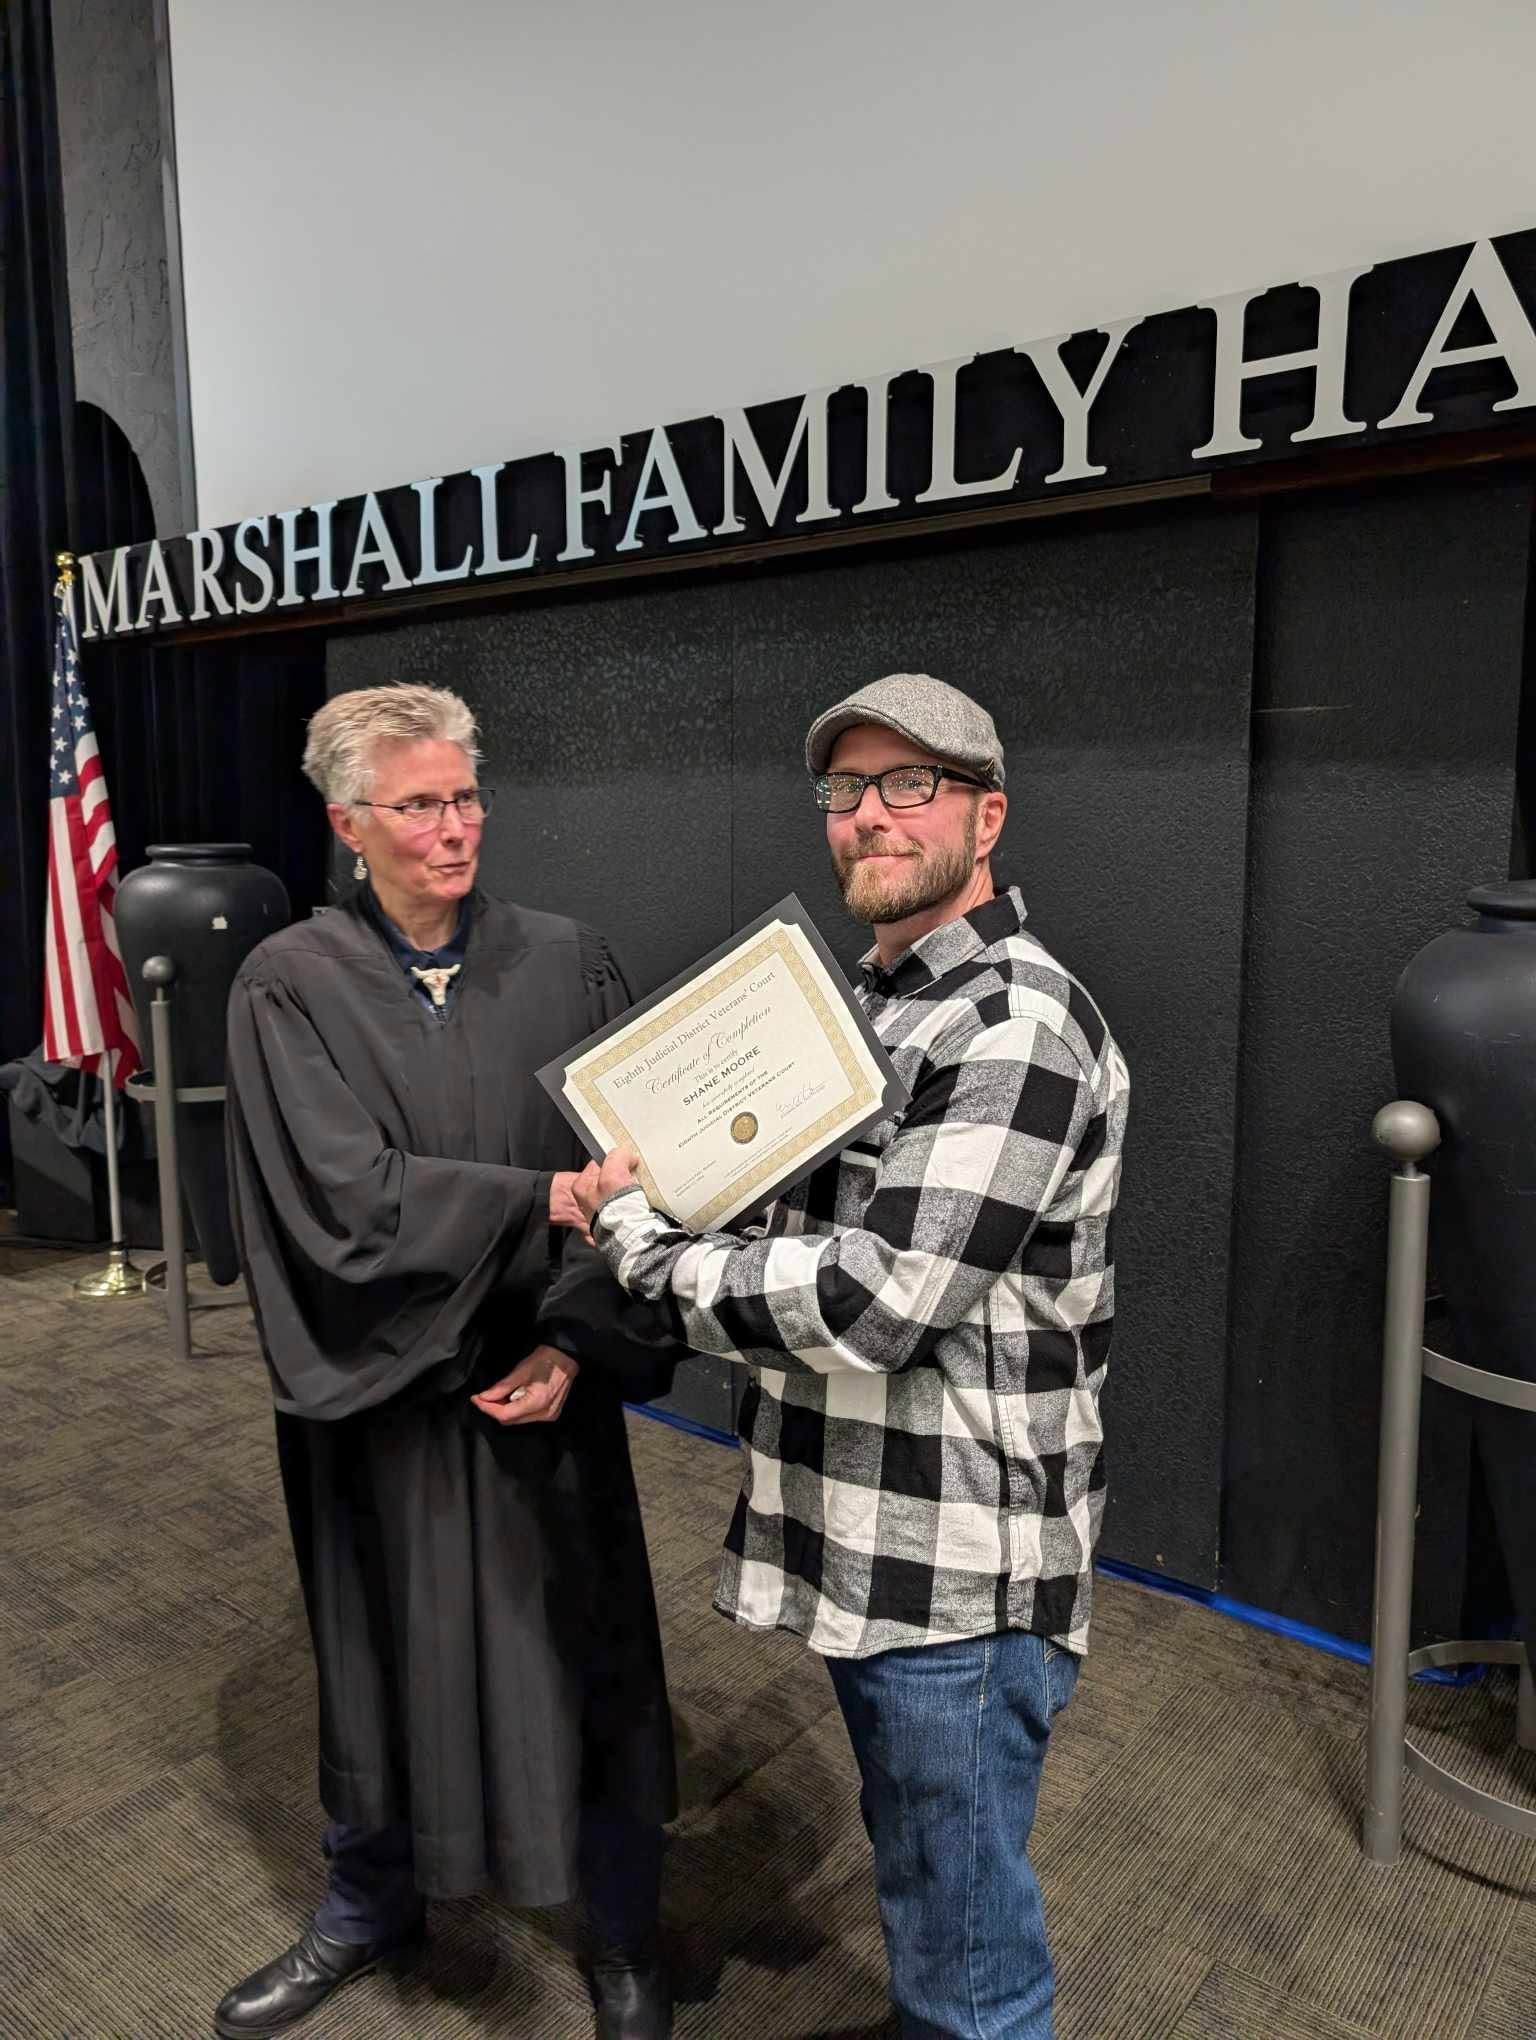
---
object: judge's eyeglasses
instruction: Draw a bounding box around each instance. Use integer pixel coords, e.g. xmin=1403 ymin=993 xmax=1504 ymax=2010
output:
xmin=353 ymin=788 xmax=496 ymax=831
xmin=813 ymin=765 xmax=988 ymax=814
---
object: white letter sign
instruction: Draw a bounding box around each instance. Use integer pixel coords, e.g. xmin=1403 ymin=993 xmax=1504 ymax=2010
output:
xmin=915 ymin=356 xmax=1021 ymax=504
xmin=714 ymin=388 xmax=838 ymax=535
xmin=1380 ymin=240 xmax=1536 ymax=430
xmin=1024 ymin=321 xmax=1142 ymax=484
xmin=1194 ymin=265 xmax=1371 ymax=459
xmin=617 ymin=427 xmax=707 ymax=552
xmin=79 ymin=549 xmax=131 ymax=638
xmin=557 ymin=444 xmax=622 ymax=563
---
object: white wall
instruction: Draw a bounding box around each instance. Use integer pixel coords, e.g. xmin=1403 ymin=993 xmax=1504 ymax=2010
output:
xmin=168 ymin=0 xmax=1536 ymax=531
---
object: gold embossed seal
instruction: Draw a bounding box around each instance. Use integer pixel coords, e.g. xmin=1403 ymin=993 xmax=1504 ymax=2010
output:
xmin=730 ymin=1112 xmax=759 ymax=1145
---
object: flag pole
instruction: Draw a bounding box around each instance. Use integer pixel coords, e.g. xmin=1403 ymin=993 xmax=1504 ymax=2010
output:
xmin=101 ymin=1060 xmax=126 ymax=1247
xmin=75 ymin=1051 xmax=146 ymax=1296
xmin=53 ymin=548 xmax=145 ymax=1301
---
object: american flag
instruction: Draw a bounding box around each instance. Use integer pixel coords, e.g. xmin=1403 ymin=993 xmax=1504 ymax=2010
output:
xmin=42 ymin=568 xmax=141 ymax=1086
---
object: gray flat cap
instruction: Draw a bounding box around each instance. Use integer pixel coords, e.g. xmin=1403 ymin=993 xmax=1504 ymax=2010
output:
xmin=805 ymin=673 xmax=1005 ymax=789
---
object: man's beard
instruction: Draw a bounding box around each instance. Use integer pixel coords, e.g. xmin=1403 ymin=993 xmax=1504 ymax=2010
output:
xmin=833 ymin=810 xmax=978 ymax=926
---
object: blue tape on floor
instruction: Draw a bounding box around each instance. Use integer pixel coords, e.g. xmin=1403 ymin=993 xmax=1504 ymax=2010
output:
xmin=626 ymin=1401 xmax=737 ymax=1450
xmin=629 ymin=1408 xmax=1491 ymax=1688
xmin=1096 ymin=1556 xmax=1484 ymax=1686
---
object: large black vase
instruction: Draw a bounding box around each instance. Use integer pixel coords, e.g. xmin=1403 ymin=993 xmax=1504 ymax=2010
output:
xmin=117 ymin=844 xmax=290 ymax=1284
xmin=1391 ymin=879 xmax=1536 ymax=1666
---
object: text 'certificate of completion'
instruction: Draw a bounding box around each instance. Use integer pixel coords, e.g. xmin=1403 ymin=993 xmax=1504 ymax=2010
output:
xmin=537 ymin=896 xmax=909 ymax=1232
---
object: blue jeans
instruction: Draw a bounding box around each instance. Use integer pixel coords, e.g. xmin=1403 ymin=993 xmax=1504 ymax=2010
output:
xmin=827 ymin=1630 xmax=1080 ymax=2040
xmin=313 ymin=1808 xmax=664 ymax=1949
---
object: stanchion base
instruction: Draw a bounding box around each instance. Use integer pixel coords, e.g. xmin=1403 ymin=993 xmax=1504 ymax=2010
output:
xmin=142 ymin=1258 xmax=249 ymax=1311
xmin=74 ymin=1247 xmax=148 ymax=1298
xmin=1400 ymin=1640 xmax=1536 ymax=1842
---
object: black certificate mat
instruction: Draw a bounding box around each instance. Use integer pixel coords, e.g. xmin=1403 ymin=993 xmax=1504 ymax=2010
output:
xmin=536 ymin=893 xmax=909 ymax=1230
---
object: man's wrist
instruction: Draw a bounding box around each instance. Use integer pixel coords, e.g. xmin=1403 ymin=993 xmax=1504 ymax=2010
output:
xmin=590 ymin=1184 xmax=668 ymax=1293
xmin=593 ymin=1184 xmax=650 ymax=1236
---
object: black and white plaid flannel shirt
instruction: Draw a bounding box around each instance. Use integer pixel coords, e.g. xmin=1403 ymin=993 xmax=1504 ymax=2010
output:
xmin=595 ymin=887 xmax=1129 ymax=1659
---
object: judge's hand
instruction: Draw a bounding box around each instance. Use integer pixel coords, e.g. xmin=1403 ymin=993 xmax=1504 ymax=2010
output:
xmin=471 ymin=1344 xmax=580 ymax=1426
xmin=572 ymin=1149 xmax=642 ymax=1229
xmin=549 ymin=1171 xmax=588 ymax=1231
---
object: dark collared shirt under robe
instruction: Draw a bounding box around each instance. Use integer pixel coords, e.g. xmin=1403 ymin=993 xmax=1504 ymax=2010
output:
xmin=362 ymin=885 xmax=470 ymax=1018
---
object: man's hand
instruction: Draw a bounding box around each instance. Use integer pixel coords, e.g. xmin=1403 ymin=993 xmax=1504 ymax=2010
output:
xmin=572 ymin=1149 xmax=642 ymax=1229
xmin=471 ymin=1344 xmax=580 ymax=1426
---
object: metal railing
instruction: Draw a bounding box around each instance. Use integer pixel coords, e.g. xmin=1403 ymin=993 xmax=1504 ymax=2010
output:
xmin=122 ymin=957 xmax=225 ymax=1364
xmin=1363 ymin=1101 xmax=1536 ymax=1863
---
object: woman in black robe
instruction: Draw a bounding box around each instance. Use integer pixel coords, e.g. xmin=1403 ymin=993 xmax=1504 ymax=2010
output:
xmin=213 ymin=683 xmax=677 ymax=2040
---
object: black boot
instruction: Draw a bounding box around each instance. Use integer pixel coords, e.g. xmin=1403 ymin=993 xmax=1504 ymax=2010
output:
xmin=212 ymin=1920 xmax=425 ymax=2037
xmin=587 ymin=1943 xmax=673 ymax=2040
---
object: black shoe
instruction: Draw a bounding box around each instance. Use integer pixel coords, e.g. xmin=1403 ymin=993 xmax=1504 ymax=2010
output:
xmin=212 ymin=1920 xmax=425 ymax=2037
xmin=587 ymin=1945 xmax=673 ymax=2040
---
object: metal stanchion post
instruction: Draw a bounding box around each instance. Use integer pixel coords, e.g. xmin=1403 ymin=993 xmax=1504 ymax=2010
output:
xmin=1518 ymin=1663 xmax=1536 ymax=1756
xmin=143 ymin=956 xmax=192 ymax=1364
xmin=1362 ymin=1101 xmax=1441 ymax=1865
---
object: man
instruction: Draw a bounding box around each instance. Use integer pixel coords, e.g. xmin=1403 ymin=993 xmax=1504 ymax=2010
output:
xmin=574 ymin=673 xmax=1129 ymax=2040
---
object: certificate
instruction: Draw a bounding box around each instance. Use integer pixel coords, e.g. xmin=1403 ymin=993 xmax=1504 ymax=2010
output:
xmin=537 ymin=895 xmax=909 ymax=1232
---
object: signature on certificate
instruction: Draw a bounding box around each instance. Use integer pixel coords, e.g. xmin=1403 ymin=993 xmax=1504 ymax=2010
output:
xmin=778 ymin=1077 xmax=830 ymax=1119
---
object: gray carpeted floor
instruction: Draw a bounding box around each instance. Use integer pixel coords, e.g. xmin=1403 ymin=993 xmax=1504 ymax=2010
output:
xmin=3 ymin=1231 xmax=1535 ymax=2039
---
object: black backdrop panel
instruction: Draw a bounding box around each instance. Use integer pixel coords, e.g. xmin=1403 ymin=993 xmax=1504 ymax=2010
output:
xmin=327 ymin=513 xmax=1257 ymax=1566
xmin=327 ymin=579 xmax=738 ymax=1431
xmin=728 ymin=508 xmax=1260 ymax=1585
xmin=1225 ymin=476 xmax=1532 ymax=1644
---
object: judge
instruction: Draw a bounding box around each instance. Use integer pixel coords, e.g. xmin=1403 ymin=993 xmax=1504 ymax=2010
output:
xmin=214 ymin=683 xmax=677 ymax=2040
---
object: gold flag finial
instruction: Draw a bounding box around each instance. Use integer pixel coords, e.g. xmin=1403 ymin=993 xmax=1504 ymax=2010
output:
xmin=56 ymin=550 xmax=77 ymax=585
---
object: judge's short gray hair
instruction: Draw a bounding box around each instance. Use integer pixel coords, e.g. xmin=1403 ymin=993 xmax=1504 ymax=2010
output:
xmin=302 ymin=684 xmax=481 ymax=805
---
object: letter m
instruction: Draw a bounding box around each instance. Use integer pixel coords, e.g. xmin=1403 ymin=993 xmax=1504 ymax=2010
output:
xmin=714 ymin=388 xmax=840 ymax=535
xmin=79 ymin=549 xmax=132 ymax=638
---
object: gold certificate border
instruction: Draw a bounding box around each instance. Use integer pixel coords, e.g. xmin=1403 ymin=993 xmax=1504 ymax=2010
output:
xmin=570 ymin=922 xmax=878 ymax=1230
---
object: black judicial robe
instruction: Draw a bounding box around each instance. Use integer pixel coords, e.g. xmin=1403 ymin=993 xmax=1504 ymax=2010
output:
xmin=225 ymin=890 xmax=679 ymax=1902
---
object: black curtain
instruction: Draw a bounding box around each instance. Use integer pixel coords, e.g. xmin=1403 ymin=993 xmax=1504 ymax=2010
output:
xmin=1 ymin=9 xmax=326 ymax=1201
xmin=72 ymin=403 xmax=328 ymax=908
xmin=0 ymin=0 xmax=76 ymax=1091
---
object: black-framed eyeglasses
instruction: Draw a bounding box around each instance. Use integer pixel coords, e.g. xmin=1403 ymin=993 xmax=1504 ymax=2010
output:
xmin=353 ymin=787 xmax=496 ymax=831
xmin=813 ymin=765 xmax=989 ymax=814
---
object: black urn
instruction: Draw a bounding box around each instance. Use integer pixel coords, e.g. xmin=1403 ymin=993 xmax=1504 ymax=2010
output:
xmin=1392 ymin=881 xmax=1536 ymax=1382
xmin=1391 ymin=879 xmax=1536 ymax=1667
xmin=117 ymin=844 xmax=290 ymax=1284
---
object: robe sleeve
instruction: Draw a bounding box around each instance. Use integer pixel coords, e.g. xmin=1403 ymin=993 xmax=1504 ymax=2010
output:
xmin=227 ymin=962 xmax=554 ymax=1418
xmin=535 ymin=928 xmax=686 ymax=1404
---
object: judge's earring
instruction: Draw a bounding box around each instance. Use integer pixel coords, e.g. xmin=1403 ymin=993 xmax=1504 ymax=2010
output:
xmin=353 ymin=853 xmax=367 ymax=882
